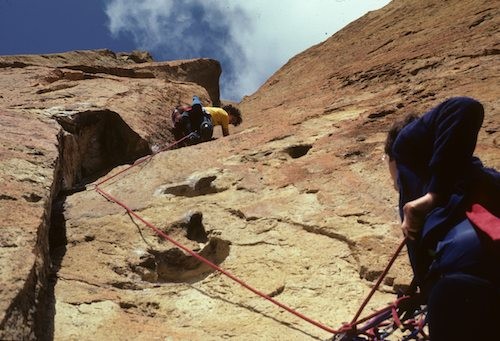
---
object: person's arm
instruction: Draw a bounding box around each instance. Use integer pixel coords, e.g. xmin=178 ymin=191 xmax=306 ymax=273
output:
xmin=402 ymin=192 xmax=442 ymax=240
xmin=220 ymin=113 xmax=230 ymax=136
xmin=396 ymin=97 xmax=484 ymax=238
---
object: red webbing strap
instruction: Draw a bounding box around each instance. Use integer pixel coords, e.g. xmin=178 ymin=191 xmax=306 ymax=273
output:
xmin=348 ymin=295 xmax=411 ymax=328
xmin=391 ymin=304 xmax=402 ymax=328
xmin=467 ymin=203 xmax=500 ymax=241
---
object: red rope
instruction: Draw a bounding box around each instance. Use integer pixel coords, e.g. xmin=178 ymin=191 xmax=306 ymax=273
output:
xmin=92 ymin=134 xmax=408 ymax=337
xmin=95 ymin=185 xmax=340 ymax=334
xmin=349 ymin=238 xmax=407 ymax=325
xmin=95 ymin=133 xmax=192 ymax=187
xmin=348 ymin=295 xmax=410 ymax=328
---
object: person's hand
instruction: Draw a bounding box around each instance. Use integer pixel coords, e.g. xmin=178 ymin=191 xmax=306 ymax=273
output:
xmin=401 ymin=192 xmax=440 ymax=240
xmin=401 ymin=201 xmax=426 ymax=240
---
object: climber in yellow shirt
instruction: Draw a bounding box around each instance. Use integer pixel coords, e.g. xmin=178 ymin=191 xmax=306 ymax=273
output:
xmin=204 ymin=104 xmax=242 ymax=136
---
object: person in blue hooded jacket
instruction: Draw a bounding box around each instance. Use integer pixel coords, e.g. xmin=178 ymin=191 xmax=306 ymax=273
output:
xmin=384 ymin=97 xmax=500 ymax=340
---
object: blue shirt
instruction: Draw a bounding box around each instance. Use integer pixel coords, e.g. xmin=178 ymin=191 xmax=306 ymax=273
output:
xmin=392 ymin=97 xmax=499 ymax=284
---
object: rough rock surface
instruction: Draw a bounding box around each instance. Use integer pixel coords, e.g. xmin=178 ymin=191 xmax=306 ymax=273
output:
xmin=1 ymin=0 xmax=499 ymax=340
xmin=0 ymin=49 xmax=220 ymax=340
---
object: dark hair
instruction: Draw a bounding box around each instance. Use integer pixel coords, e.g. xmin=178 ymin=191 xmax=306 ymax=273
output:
xmin=223 ymin=104 xmax=242 ymax=126
xmin=384 ymin=113 xmax=419 ymax=160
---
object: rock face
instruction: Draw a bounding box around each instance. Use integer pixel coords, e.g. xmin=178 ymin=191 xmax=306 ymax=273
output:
xmin=0 ymin=49 xmax=220 ymax=340
xmin=1 ymin=1 xmax=498 ymax=340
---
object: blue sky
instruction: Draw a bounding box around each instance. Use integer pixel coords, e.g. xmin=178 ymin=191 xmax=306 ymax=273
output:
xmin=0 ymin=0 xmax=391 ymax=101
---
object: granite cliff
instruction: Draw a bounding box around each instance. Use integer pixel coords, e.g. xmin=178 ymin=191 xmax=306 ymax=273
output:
xmin=0 ymin=0 xmax=498 ymax=340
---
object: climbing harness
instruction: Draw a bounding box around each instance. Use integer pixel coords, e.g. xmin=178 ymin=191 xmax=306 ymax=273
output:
xmin=331 ymin=294 xmax=428 ymax=340
xmin=93 ymin=134 xmax=428 ymax=340
xmin=331 ymin=239 xmax=428 ymax=340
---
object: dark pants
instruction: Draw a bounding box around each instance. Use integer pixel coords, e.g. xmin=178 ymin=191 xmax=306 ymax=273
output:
xmin=172 ymin=108 xmax=213 ymax=145
xmin=427 ymin=273 xmax=500 ymax=340
xmin=426 ymin=219 xmax=500 ymax=340
xmin=172 ymin=96 xmax=214 ymax=145
xmin=198 ymin=116 xmax=213 ymax=142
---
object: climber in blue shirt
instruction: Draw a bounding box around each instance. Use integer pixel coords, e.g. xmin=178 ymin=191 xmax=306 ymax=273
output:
xmin=384 ymin=96 xmax=500 ymax=340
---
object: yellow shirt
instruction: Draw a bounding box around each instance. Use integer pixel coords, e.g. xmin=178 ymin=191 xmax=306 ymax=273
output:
xmin=204 ymin=107 xmax=230 ymax=136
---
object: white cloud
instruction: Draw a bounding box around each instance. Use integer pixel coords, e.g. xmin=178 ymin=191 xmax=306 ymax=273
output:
xmin=105 ymin=0 xmax=391 ymax=101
